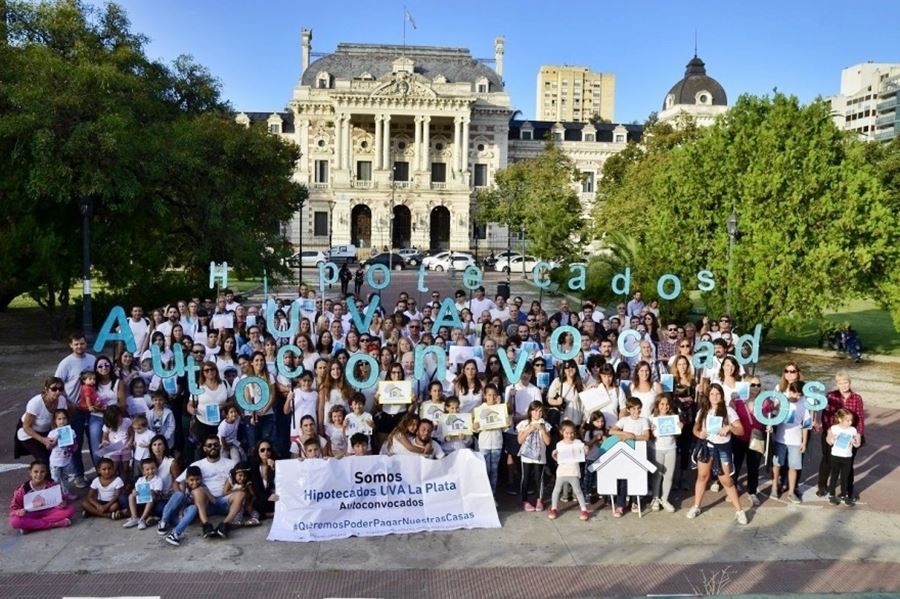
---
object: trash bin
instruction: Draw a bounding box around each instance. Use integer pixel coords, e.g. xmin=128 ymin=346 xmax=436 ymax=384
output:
xmin=497 ymin=281 xmax=510 ymax=300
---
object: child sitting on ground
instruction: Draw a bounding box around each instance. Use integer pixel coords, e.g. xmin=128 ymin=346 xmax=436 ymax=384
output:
xmin=123 ymin=458 xmax=163 ymax=530
xmin=8 ymin=461 xmax=75 ymax=533
xmin=82 ymin=457 xmax=126 ymax=519
xmin=223 ymin=462 xmax=260 ymax=526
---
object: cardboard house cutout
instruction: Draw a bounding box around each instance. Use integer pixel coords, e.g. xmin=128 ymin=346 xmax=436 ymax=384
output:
xmin=590 ymin=440 xmax=657 ymax=496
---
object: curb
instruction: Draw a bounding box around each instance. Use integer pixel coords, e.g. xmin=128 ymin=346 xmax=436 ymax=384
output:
xmin=762 ymin=344 xmax=900 ymax=365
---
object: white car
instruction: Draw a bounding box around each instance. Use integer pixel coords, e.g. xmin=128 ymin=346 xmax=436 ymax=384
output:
xmin=428 ymin=252 xmax=476 ymax=272
xmin=495 ymin=255 xmax=558 ymax=274
xmin=284 ymin=250 xmax=327 ymax=268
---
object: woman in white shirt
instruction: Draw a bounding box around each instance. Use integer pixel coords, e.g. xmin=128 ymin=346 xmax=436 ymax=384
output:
xmin=686 ymin=383 xmax=747 ymax=524
xmin=629 ymin=360 xmax=662 ymax=419
xmin=243 ymin=351 xmax=276 ymax=448
xmin=547 ymin=360 xmax=584 ymax=427
xmin=16 ymin=377 xmax=68 ymax=462
xmin=187 ymin=361 xmax=228 ymax=451
xmin=453 ymin=360 xmax=483 ymax=414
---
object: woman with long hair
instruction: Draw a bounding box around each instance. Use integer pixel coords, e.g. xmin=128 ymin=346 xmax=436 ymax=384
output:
xmin=547 ymin=359 xmax=584 ymax=427
xmin=317 ymin=361 xmax=351 ymax=434
xmin=629 ymin=360 xmax=661 ymax=419
xmin=244 ymin=351 xmax=276 ymax=448
xmin=454 ymin=359 xmax=484 ymax=414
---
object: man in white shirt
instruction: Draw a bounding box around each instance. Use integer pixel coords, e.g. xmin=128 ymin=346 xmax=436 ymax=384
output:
xmin=223 ymin=289 xmax=241 ymax=312
xmin=393 ymin=420 xmax=445 ymax=459
xmin=467 ymin=287 xmax=496 ymax=321
xmin=127 ymin=305 xmax=150 ymax=356
xmin=155 ymin=305 xmax=180 ymax=340
xmin=161 ymin=434 xmax=243 ymax=543
xmin=490 ymin=295 xmax=510 ymax=322
xmin=54 ymin=333 xmax=96 ymax=488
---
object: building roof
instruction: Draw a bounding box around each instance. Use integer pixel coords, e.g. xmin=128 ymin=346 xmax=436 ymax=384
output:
xmin=302 ymin=43 xmax=503 ymax=89
xmin=663 ymin=55 xmax=727 ymax=109
xmin=241 ymin=111 xmax=295 ymax=133
xmin=508 ymin=119 xmax=643 ymax=143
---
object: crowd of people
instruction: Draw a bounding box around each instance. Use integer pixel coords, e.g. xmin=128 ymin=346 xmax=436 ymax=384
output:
xmin=11 ymin=285 xmax=866 ymax=543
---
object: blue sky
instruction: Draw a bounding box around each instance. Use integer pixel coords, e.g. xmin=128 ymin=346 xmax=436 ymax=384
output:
xmin=102 ymin=0 xmax=899 ymax=123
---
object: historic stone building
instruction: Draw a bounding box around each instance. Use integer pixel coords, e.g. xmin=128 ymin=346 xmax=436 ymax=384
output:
xmin=237 ymin=31 xmax=645 ymax=254
xmin=658 ymin=54 xmax=728 ymax=127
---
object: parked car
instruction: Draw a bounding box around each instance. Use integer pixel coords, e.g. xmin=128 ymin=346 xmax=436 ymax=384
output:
xmin=363 ymin=252 xmax=406 ymax=270
xmin=494 ymin=255 xmax=559 ymax=274
xmin=429 ymin=252 xmax=477 ymax=272
xmin=397 ymin=248 xmax=424 ymax=267
xmin=422 ymin=251 xmax=450 ymax=270
xmin=283 ymin=250 xmax=327 ymax=268
xmin=326 ymin=245 xmax=358 ymax=265
xmin=483 ymin=250 xmax=521 ymax=269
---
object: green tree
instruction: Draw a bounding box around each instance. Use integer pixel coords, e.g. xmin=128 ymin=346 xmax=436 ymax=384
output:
xmin=476 ymin=143 xmax=585 ymax=260
xmin=0 ymin=0 xmax=306 ymax=334
xmin=598 ymin=93 xmax=900 ymax=334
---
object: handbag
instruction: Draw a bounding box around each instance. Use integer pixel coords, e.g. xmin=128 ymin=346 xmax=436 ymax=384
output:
xmin=749 ymin=428 xmax=767 ymax=454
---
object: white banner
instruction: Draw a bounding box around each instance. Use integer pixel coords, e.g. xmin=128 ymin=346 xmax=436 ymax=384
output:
xmin=267 ymin=450 xmax=500 ymax=542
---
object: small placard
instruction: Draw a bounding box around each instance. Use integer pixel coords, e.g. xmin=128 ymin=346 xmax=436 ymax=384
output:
xmin=579 ymin=388 xmax=611 ymax=417
xmin=706 ymin=415 xmax=723 ymax=437
xmin=835 ymin=432 xmax=852 ymax=450
xmin=654 ymin=415 xmax=679 ymax=437
xmin=556 ymin=440 xmax=586 ymax=464
xmin=24 ymin=485 xmax=62 ymax=512
xmin=205 ymin=403 xmax=221 ymax=424
xmin=441 ymin=413 xmax=473 ymax=437
xmin=56 ymin=425 xmax=75 ymax=448
xmin=536 ymin=372 xmax=550 ymax=388
xmin=475 ymin=404 xmax=508 ymax=431
xmin=660 ymin=374 xmax=674 ymax=393
xmin=419 ymin=401 xmax=445 ymax=423
xmin=135 ymin=482 xmax=153 ymax=504
xmin=735 ymin=381 xmax=750 ymax=400
xmin=378 ymin=380 xmax=413 ymax=405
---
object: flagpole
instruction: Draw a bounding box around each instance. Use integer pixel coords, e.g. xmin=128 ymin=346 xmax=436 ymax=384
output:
xmin=402 ymin=5 xmax=406 ymax=52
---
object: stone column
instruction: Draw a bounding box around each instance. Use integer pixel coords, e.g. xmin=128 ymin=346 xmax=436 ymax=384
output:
xmin=374 ymin=115 xmax=383 ymax=171
xmin=453 ymin=116 xmax=462 ymax=174
xmin=298 ymin=118 xmax=310 ymax=175
xmin=422 ymin=115 xmax=431 ymax=174
xmin=461 ymin=116 xmax=470 ymax=176
xmin=343 ymin=115 xmax=352 ymax=172
xmin=382 ymin=115 xmax=391 ymax=173
xmin=413 ymin=115 xmax=422 ymax=172
xmin=334 ymin=114 xmax=343 ymax=171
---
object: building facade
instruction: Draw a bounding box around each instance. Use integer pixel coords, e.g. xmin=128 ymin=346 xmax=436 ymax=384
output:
xmin=658 ymin=55 xmax=727 ymax=127
xmin=825 ymin=62 xmax=900 ymax=142
xmin=535 ymin=65 xmax=615 ymax=123
xmin=237 ymin=31 xmax=642 ymax=254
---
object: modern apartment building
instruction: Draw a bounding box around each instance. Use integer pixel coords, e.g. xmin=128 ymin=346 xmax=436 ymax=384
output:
xmin=825 ymin=62 xmax=900 ymax=142
xmin=535 ymin=65 xmax=615 ymax=123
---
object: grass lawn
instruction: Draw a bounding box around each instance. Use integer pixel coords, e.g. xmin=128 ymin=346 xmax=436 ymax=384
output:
xmin=766 ymin=299 xmax=900 ymax=356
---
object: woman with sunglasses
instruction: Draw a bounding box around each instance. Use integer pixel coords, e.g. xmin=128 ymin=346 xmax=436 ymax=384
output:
xmin=187 ymin=361 xmax=227 ymax=458
xmin=775 ymin=362 xmax=804 ymax=499
xmin=249 ymin=440 xmax=278 ymax=519
xmin=731 ymin=375 xmax=766 ymax=506
xmin=16 ymin=377 xmax=68 ymax=463
xmin=90 ymin=356 xmax=120 ymax=464
xmin=548 ymin=360 xmax=585 ymax=427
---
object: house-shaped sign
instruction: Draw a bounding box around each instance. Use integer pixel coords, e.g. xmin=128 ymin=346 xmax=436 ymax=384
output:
xmin=589 ymin=440 xmax=657 ymax=497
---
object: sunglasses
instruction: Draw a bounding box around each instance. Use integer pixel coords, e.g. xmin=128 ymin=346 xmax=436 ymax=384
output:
xmin=49 ymin=386 xmax=63 ymax=392
xmin=202 ymin=368 xmax=216 ymax=373
xmin=750 ymin=383 xmax=762 ymax=388
xmin=192 ymin=350 xmax=205 ymax=355
xmin=259 ymin=447 xmax=272 ymax=453
xmin=784 ymin=369 xmax=798 ymax=374
xmin=667 ymin=328 xmax=677 ymax=332
xmin=204 ymin=443 xmax=220 ymax=449
xmin=96 ymin=364 xmax=111 ymax=369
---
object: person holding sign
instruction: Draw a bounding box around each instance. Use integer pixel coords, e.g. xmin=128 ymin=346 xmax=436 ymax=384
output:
xmin=122 ymin=458 xmax=164 ymax=530
xmin=825 ymin=408 xmax=862 ymax=506
xmin=609 ymin=397 xmax=651 ymax=517
xmin=516 ymin=401 xmax=552 ymax=512
xmin=45 ymin=409 xmax=77 ymax=501
xmin=686 ymin=384 xmax=748 ymax=525
xmin=8 ymin=461 xmax=74 ymax=533
xmin=649 ymin=395 xmax=681 ymax=513
xmin=187 ymin=362 xmax=228 ymax=458
xmin=16 ymin=378 xmax=68 ymax=465
xmin=548 ymin=421 xmax=590 ymax=521
xmin=473 ymin=384 xmax=506 ymax=496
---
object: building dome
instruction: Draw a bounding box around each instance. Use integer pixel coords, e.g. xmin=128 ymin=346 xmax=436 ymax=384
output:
xmin=662 ymin=55 xmax=727 ymax=111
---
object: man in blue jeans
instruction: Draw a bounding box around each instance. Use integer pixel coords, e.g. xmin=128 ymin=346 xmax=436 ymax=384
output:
xmin=158 ymin=434 xmax=244 ymax=546
xmin=54 ymin=333 xmax=96 ymax=488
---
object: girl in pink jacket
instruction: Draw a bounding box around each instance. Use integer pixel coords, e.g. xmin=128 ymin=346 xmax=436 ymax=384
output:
xmin=8 ymin=461 xmax=75 ymax=533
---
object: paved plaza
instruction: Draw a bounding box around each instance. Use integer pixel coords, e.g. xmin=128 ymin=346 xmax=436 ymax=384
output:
xmin=1 ymin=273 xmax=899 ymax=597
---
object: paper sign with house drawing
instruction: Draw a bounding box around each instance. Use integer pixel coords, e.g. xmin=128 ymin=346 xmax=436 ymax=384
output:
xmin=378 ymin=380 xmax=413 ymax=405
xmin=589 ymin=440 xmax=657 ymax=496
xmin=441 ymin=413 xmax=472 ymax=437
xmin=474 ymin=404 xmax=508 ymax=431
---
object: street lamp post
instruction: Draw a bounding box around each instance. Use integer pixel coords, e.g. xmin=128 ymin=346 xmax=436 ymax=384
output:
xmin=506 ymin=187 xmax=513 ymax=286
xmin=726 ymin=210 xmax=739 ymax=317
xmin=297 ymin=198 xmax=305 ymax=285
xmin=80 ymin=197 xmax=94 ymax=341
xmin=389 ymin=166 xmax=396 ymax=272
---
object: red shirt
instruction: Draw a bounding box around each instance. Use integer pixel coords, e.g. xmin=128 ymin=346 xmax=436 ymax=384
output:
xmin=823 ymin=390 xmax=865 ymax=435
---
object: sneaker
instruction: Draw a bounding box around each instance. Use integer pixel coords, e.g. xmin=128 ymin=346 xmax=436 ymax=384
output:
xmin=72 ymin=477 xmax=88 ymax=489
xmin=769 ymin=487 xmax=780 ymax=499
xmin=749 ymin=493 xmax=761 ymax=507
xmin=164 ymin=531 xmax=182 ymax=546
xmin=660 ymin=499 xmax=676 ymax=513
xmin=201 ymin=522 xmax=215 ymax=539
xmin=613 ymin=507 xmax=623 ymax=518
xmin=215 ymin=522 xmax=228 ymax=539
xmin=548 ymin=508 xmax=558 ymax=520
xmin=157 ymin=520 xmax=168 ymax=535
xmin=788 ymin=493 xmax=801 ymax=505
xmin=122 ymin=517 xmax=139 ymax=528
xmin=843 ymin=496 xmax=855 ymax=507
xmin=736 ymin=510 xmax=748 ymax=525
xmin=686 ymin=505 xmax=701 ymax=519
xmin=244 ymin=517 xmax=260 ymax=527
xmin=534 ymin=500 xmax=545 ymax=512
xmin=137 ymin=519 xmax=147 ymax=531
xmin=522 ymin=502 xmax=535 ymax=512
xmin=650 ymin=498 xmax=661 ymax=512
xmin=579 ymin=510 xmax=590 ymax=521
xmin=631 ymin=503 xmax=640 ymax=514
xmin=829 ymin=496 xmax=840 ymax=505
xmin=710 ymin=481 xmax=721 ymax=492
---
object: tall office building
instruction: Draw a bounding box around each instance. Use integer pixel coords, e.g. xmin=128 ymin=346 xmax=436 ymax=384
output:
xmin=535 ymin=66 xmax=615 ymax=123
xmin=825 ymin=62 xmax=900 ymax=142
